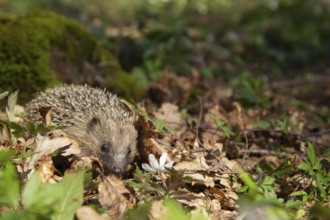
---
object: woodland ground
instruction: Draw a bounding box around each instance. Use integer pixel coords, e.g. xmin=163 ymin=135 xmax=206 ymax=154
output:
xmin=0 ymin=0 xmax=330 ymax=219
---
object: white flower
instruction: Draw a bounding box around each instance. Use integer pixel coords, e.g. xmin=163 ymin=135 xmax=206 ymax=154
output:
xmin=142 ymin=152 xmax=174 ymax=173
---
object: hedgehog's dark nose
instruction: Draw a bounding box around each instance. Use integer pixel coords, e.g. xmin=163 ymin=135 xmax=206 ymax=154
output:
xmin=112 ymin=167 xmax=123 ymax=175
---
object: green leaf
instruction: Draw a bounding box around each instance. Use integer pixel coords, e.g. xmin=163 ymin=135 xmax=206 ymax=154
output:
xmin=0 ymin=150 xmax=15 ymax=164
xmin=26 ymin=121 xmax=37 ymax=135
xmin=7 ymin=90 xmax=19 ymax=114
xmin=22 ymin=173 xmax=58 ymax=214
xmin=289 ymin=191 xmax=307 ymax=197
xmin=209 ymin=115 xmax=234 ymax=138
xmin=7 ymin=121 xmax=24 ymax=138
xmin=131 ymin=67 xmax=149 ymax=87
xmin=0 ymin=163 xmax=20 ymax=208
xmin=285 ymin=199 xmax=303 ymax=209
xmin=22 ymin=171 xmax=84 ymax=219
xmin=155 ymin=119 xmax=167 ymax=134
xmin=272 ymin=165 xmax=292 ymax=176
xmin=238 ymin=167 xmax=258 ymax=193
xmin=0 ymin=91 xmax=9 ymax=100
xmin=261 ymin=176 xmax=275 ymax=186
xmin=0 ymin=210 xmax=37 ymax=220
xmin=306 ymin=143 xmax=316 ymax=167
xmin=164 ymin=198 xmax=190 ymax=220
xmin=127 ymin=201 xmax=151 ymax=220
xmin=53 ymin=171 xmax=84 ymax=220
xmin=315 ymin=173 xmax=327 ymax=199
xmin=297 ymin=162 xmax=311 ymax=172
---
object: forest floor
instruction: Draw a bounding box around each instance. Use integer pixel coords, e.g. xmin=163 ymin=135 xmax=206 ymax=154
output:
xmin=1 ymin=69 xmax=329 ymax=219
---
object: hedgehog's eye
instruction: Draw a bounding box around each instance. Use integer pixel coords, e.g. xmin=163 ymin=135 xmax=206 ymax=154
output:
xmin=126 ymin=148 xmax=131 ymax=156
xmin=101 ymin=143 xmax=110 ymax=153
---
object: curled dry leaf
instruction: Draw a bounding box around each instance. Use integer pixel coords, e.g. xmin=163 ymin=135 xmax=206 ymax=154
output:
xmin=25 ymin=132 xmax=80 ymax=177
xmin=76 ymin=206 xmax=109 ymax=220
xmin=0 ymin=125 xmax=11 ymax=147
xmin=118 ymin=98 xmax=135 ymax=116
xmin=135 ymin=111 xmax=158 ymax=161
xmin=39 ymin=106 xmax=52 ymax=126
xmin=71 ymin=155 xmax=104 ymax=173
xmin=230 ymin=101 xmax=246 ymax=130
xmin=98 ymin=175 xmax=136 ymax=220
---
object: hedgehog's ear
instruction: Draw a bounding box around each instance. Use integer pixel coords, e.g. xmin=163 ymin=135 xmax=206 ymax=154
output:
xmin=87 ymin=116 xmax=100 ymax=133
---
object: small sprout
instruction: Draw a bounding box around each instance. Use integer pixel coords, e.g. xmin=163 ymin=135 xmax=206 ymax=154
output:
xmin=142 ymin=153 xmax=174 ymax=174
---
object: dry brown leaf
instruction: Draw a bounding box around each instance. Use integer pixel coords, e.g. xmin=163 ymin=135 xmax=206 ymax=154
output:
xmin=135 ymin=112 xmax=158 ymax=160
xmin=229 ymin=102 xmax=246 ymax=130
xmin=142 ymin=138 xmax=167 ymax=158
xmin=0 ymin=124 xmax=11 ymax=146
xmin=201 ymin=130 xmax=223 ymax=149
xmin=71 ymin=155 xmax=102 ymax=173
xmin=37 ymin=154 xmax=55 ymax=183
xmin=147 ymin=82 xmax=172 ymax=105
xmin=153 ymin=103 xmax=185 ymax=130
xmin=98 ymin=175 xmax=136 ymax=220
xmin=119 ymin=98 xmax=135 ymax=115
xmin=25 ymin=133 xmax=80 ymax=177
xmin=178 ymin=192 xmax=222 ymax=213
xmin=218 ymin=210 xmax=239 ymax=220
xmin=147 ymin=72 xmax=195 ymax=106
xmin=204 ymin=104 xmax=229 ymax=127
xmin=174 ymin=153 xmax=215 ymax=187
xmin=217 ymin=158 xmax=240 ymax=188
xmin=39 ymin=106 xmax=52 ymax=126
xmin=76 ymin=206 xmax=110 ymax=220
xmin=207 ymin=187 xmax=237 ymax=210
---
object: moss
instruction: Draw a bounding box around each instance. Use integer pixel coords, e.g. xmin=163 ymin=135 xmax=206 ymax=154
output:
xmin=0 ymin=10 xmax=143 ymax=104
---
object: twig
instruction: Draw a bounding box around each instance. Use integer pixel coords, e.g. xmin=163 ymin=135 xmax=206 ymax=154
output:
xmin=270 ymin=73 xmax=330 ymax=90
xmin=238 ymin=149 xmax=295 ymax=158
xmin=245 ymin=127 xmax=330 ymax=141
xmin=301 ymin=128 xmax=330 ymax=138
xmin=195 ymin=96 xmax=203 ymax=147
xmin=230 ymin=113 xmax=249 ymax=166
xmin=181 ymin=169 xmax=238 ymax=175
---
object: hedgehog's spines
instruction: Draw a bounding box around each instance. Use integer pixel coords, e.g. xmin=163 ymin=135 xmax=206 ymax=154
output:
xmin=26 ymin=84 xmax=137 ymax=175
xmin=26 ymin=84 xmax=135 ymax=126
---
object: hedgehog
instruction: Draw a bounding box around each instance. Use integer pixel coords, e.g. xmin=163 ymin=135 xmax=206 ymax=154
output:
xmin=26 ymin=84 xmax=138 ymax=175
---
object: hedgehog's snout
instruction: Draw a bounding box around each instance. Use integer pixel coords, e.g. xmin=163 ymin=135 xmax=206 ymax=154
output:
xmin=101 ymin=152 xmax=127 ymax=176
xmin=104 ymin=161 xmax=125 ymax=176
xmin=110 ymin=166 xmax=123 ymax=175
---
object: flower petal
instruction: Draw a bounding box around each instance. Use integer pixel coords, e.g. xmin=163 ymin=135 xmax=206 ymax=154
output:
xmin=142 ymin=163 xmax=156 ymax=173
xmin=149 ymin=154 xmax=160 ymax=169
xmin=165 ymin=161 xmax=174 ymax=168
xmin=159 ymin=152 xmax=168 ymax=167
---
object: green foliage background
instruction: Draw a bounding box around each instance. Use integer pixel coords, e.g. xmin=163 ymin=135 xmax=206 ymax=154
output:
xmin=0 ymin=10 xmax=143 ymax=104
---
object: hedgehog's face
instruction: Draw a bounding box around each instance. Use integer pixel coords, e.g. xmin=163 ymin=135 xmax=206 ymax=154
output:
xmin=74 ymin=114 xmax=138 ymax=175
